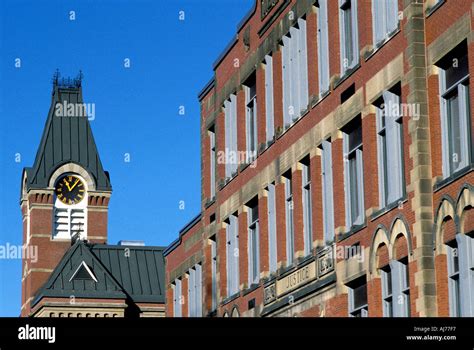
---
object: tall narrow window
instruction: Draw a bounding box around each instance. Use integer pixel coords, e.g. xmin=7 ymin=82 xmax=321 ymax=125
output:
xmin=245 ymin=73 xmax=258 ymax=163
xmin=187 ymin=264 xmax=202 ymax=317
xmin=438 ymin=42 xmax=471 ymax=177
xmin=447 ymin=234 xmax=474 ymax=317
xmin=267 ymin=183 xmax=278 ymax=273
xmin=455 ymin=234 xmax=474 ymax=316
xmin=372 ymin=0 xmax=399 ymax=46
xmin=317 ymin=0 xmax=330 ymax=95
xmin=301 ymin=158 xmax=313 ymax=256
xmin=381 ymin=259 xmax=411 ymax=317
xmin=226 ymin=214 xmax=239 ymax=296
xmin=173 ymin=278 xmax=182 ymax=317
xmin=298 ymin=18 xmax=309 ymax=113
xmin=339 ymin=0 xmax=359 ymax=74
xmin=320 ymin=140 xmax=335 ymax=244
xmin=348 ymin=277 xmax=368 ymax=317
xmin=195 ymin=264 xmax=202 ymax=317
xmin=247 ymin=198 xmax=260 ymax=285
xmin=344 ymin=118 xmax=364 ymax=228
xmin=209 ymin=127 xmax=216 ymax=199
xmin=381 ymin=266 xmax=393 ymax=317
xmin=264 ymin=55 xmax=275 ymax=143
xmin=188 ymin=268 xmax=195 ymax=317
xmin=394 ymin=259 xmax=410 ymax=317
xmin=224 ymin=94 xmax=238 ymax=178
xmin=210 ymin=237 xmax=217 ymax=311
xmin=447 ymin=241 xmax=461 ymax=317
xmin=284 ymin=173 xmax=295 ymax=264
xmin=376 ymin=90 xmax=404 ymax=207
xmin=282 ymin=18 xmax=309 ymax=128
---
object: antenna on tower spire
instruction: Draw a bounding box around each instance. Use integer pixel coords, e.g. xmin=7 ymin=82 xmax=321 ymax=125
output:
xmin=51 ymin=69 xmax=83 ymax=89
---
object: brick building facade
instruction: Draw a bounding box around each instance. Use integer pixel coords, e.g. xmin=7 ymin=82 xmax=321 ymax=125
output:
xmin=164 ymin=0 xmax=474 ymax=317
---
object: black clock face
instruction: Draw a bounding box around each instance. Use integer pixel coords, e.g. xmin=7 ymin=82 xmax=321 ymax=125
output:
xmin=55 ymin=175 xmax=85 ymax=205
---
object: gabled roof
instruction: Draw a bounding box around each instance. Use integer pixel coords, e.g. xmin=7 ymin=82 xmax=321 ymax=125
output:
xmin=32 ymin=241 xmax=126 ymax=305
xmin=33 ymin=241 xmax=166 ymax=306
xmin=24 ymin=82 xmax=111 ymax=192
xmin=90 ymin=244 xmax=166 ymax=303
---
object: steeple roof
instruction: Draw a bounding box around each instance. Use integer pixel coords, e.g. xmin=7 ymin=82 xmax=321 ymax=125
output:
xmin=23 ymin=73 xmax=111 ymax=192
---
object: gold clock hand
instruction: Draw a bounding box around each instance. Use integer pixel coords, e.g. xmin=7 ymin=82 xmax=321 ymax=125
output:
xmin=64 ymin=180 xmax=72 ymax=191
xmin=69 ymin=179 xmax=80 ymax=191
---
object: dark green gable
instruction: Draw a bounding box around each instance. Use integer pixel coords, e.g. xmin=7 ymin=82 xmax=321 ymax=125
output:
xmin=33 ymin=241 xmax=166 ymax=306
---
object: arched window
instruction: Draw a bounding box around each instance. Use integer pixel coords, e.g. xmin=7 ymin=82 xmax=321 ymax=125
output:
xmin=231 ymin=307 xmax=240 ymax=318
xmin=52 ymin=173 xmax=88 ymax=240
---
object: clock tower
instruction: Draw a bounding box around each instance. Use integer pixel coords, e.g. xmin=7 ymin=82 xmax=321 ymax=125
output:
xmin=20 ymin=73 xmax=112 ymax=316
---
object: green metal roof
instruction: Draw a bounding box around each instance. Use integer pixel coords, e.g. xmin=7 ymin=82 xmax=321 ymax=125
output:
xmin=32 ymin=241 xmax=166 ymax=306
xmin=24 ymin=80 xmax=112 ymax=193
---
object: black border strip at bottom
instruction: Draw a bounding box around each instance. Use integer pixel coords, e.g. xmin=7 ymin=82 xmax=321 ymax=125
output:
xmin=0 ymin=317 xmax=472 ymax=348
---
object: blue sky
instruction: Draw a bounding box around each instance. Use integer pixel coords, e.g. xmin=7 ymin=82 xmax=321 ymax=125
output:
xmin=0 ymin=0 xmax=254 ymax=316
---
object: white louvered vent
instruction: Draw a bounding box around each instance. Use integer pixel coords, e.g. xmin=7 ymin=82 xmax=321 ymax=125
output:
xmin=70 ymin=209 xmax=85 ymax=236
xmin=53 ymin=207 xmax=86 ymax=240
xmin=54 ymin=208 xmax=69 ymax=239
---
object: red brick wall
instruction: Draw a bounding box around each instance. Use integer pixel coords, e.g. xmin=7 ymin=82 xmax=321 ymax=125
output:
xmin=22 ymin=189 xmax=111 ymax=316
xmin=368 ymin=278 xmax=383 ymax=317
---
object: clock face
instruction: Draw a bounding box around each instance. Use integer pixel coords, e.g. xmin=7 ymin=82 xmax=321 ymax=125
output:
xmin=55 ymin=175 xmax=85 ymax=205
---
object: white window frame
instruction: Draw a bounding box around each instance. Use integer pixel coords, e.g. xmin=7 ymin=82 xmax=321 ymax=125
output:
xmin=209 ymin=128 xmax=216 ymax=199
xmin=302 ymin=161 xmax=313 ymax=256
xmin=264 ymin=55 xmax=275 ymax=143
xmin=195 ymin=264 xmax=202 ymax=317
xmin=450 ymin=234 xmax=474 ymax=316
xmin=320 ymin=140 xmax=335 ymax=244
xmin=188 ymin=268 xmax=195 ymax=317
xmin=210 ymin=237 xmax=217 ymax=311
xmin=226 ymin=214 xmax=239 ymax=297
xmin=281 ymin=18 xmax=309 ymax=128
xmin=267 ymin=183 xmax=278 ymax=273
xmin=344 ymin=120 xmax=365 ymax=228
xmin=224 ymin=95 xmax=238 ymax=178
xmin=392 ymin=259 xmax=410 ymax=317
xmin=317 ymin=0 xmax=330 ymax=96
xmin=372 ymin=0 xmax=399 ymax=46
xmin=381 ymin=267 xmax=393 ymax=317
xmin=187 ymin=264 xmax=202 ymax=317
xmin=173 ymin=278 xmax=182 ymax=317
xmin=376 ymin=91 xmax=404 ymax=208
xmin=447 ymin=242 xmax=461 ymax=317
xmin=285 ymin=175 xmax=295 ymax=265
xmin=247 ymin=202 xmax=260 ymax=285
xmin=381 ymin=259 xmax=411 ymax=317
xmin=439 ymin=52 xmax=471 ymax=178
xmin=245 ymin=79 xmax=258 ymax=163
xmin=348 ymin=279 xmax=368 ymax=317
xmin=339 ymin=0 xmax=359 ymax=74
